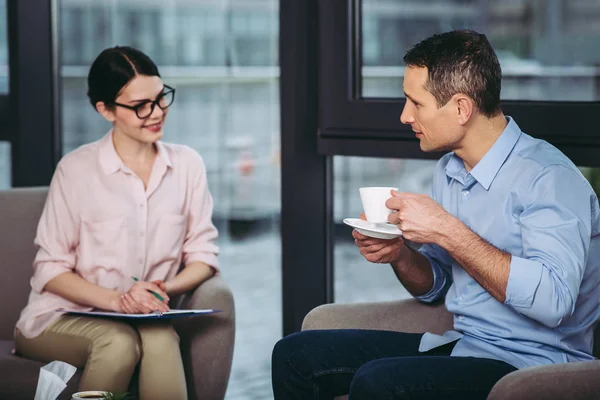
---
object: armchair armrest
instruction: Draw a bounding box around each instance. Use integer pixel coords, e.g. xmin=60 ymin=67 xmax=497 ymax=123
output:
xmin=302 ymin=298 xmax=453 ymax=335
xmin=173 ymin=275 xmax=235 ymax=400
xmin=488 ymin=360 xmax=600 ymax=400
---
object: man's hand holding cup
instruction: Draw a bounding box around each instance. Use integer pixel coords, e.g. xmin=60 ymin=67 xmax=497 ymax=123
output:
xmin=353 ymin=187 xmax=409 ymax=264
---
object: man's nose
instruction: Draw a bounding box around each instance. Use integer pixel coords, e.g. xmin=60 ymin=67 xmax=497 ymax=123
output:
xmin=400 ymin=104 xmax=414 ymax=125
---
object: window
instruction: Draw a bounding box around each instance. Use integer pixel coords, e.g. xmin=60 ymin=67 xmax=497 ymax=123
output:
xmin=279 ymin=1 xmax=600 ymax=332
xmin=0 ymin=0 xmax=10 ymax=188
xmin=58 ymin=1 xmax=280 ymax=397
xmin=361 ymin=0 xmax=600 ymax=101
xmin=0 ymin=141 xmax=10 ymax=189
xmin=328 ymin=0 xmax=600 ymax=302
xmin=316 ymin=0 xmax=600 ymax=166
xmin=0 ymin=0 xmax=7 ymax=94
xmin=334 ymin=156 xmax=436 ymax=303
xmin=333 ymin=156 xmax=600 ymax=304
xmin=327 ymin=0 xmax=600 ymax=302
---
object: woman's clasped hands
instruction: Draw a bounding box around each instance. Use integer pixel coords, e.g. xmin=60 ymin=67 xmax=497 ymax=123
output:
xmin=118 ymin=279 xmax=170 ymax=314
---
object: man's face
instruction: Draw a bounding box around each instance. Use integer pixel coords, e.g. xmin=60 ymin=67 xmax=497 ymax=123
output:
xmin=400 ymin=66 xmax=462 ymax=152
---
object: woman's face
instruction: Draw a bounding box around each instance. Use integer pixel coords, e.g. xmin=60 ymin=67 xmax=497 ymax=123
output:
xmin=102 ymin=74 xmax=169 ymax=145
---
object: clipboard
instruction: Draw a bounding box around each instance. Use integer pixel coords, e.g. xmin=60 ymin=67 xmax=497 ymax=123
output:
xmin=64 ymin=309 xmax=221 ymax=319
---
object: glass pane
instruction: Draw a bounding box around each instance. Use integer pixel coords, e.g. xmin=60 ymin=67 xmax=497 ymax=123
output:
xmin=0 ymin=0 xmax=8 ymax=93
xmin=335 ymin=157 xmax=600 ymax=304
xmin=59 ymin=1 xmax=280 ymax=398
xmin=361 ymin=0 xmax=600 ymax=101
xmin=579 ymin=167 xmax=600 ymax=199
xmin=334 ymin=156 xmax=437 ymax=303
xmin=0 ymin=141 xmax=10 ymax=188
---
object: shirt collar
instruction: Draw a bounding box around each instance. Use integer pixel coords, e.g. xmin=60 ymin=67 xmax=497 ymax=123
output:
xmin=98 ymin=131 xmax=123 ymax=174
xmin=155 ymin=140 xmax=173 ymax=170
xmin=445 ymin=117 xmax=522 ymax=190
xmin=99 ymin=130 xmax=173 ymax=175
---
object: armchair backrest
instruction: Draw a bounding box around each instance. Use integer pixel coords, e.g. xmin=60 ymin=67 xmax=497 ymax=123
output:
xmin=0 ymin=187 xmax=48 ymax=340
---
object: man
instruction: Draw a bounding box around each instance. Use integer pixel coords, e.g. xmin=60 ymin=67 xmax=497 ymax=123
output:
xmin=271 ymin=30 xmax=600 ymax=399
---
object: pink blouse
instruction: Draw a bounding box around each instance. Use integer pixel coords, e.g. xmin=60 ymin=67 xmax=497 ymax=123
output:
xmin=16 ymin=131 xmax=219 ymax=338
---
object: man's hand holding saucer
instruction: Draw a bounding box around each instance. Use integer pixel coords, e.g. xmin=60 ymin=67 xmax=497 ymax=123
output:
xmin=352 ymin=212 xmax=408 ymax=264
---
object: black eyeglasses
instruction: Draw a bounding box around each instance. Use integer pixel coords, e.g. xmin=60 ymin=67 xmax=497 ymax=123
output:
xmin=111 ymin=85 xmax=176 ymax=119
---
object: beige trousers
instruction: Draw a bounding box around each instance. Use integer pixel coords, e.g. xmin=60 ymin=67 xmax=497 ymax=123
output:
xmin=15 ymin=315 xmax=187 ymax=400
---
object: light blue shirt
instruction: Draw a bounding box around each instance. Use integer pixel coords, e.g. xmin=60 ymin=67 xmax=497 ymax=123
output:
xmin=417 ymin=117 xmax=600 ymax=369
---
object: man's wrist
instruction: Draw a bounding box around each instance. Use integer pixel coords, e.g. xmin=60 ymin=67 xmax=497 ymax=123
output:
xmin=436 ymin=214 xmax=466 ymax=251
xmin=389 ymin=243 xmax=416 ymax=272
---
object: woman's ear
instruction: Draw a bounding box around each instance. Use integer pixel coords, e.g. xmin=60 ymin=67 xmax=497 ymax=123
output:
xmin=454 ymin=94 xmax=474 ymax=126
xmin=95 ymin=101 xmax=115 ymax=123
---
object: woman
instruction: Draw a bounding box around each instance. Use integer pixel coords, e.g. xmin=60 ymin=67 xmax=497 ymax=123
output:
xmin=14 ymin=46 xmax=219 ymax=400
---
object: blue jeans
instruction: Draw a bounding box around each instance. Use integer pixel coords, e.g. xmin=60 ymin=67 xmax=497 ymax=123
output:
xmin=271 ymin=330 xmax=517 ymax=400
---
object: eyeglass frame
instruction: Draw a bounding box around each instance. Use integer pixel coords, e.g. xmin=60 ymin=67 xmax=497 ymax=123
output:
xmin=110 ymin=85 xmax=176 ymax=119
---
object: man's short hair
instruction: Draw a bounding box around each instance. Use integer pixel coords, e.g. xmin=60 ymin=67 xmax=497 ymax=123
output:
xmin=403 ymin=29 xmax=502 ymax=117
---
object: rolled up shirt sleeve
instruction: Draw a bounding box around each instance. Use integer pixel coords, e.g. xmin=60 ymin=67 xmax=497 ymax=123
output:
xmin=505 ymin=165 xmax=594 ymax=328
xmin=30 ymin=164 xmax=79 ymax=293
xmin=415 ymin=243 xmax=453 ymax=303
xmin=182 ymin=150 xmax=220 ymax=271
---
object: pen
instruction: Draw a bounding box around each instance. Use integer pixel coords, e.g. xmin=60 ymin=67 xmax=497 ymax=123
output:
xmin=131 ymin=276 xmax=166 ymax=302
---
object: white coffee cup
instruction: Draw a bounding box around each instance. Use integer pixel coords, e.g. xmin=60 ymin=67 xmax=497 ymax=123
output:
xmin=72 ymin=391 xmax=109 ymax=399
xmin=359 ymin=186 xmax=398 ymax=223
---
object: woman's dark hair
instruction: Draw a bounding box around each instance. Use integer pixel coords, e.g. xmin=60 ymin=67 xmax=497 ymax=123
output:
xmin=403 ymin=30 xmax=502 ymax=117
xmin=87 ymin=46 xmax=160 ymax=109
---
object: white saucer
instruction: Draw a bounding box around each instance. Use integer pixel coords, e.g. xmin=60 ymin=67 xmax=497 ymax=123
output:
xmin=343 ymin=218 xmax=402 ymax=240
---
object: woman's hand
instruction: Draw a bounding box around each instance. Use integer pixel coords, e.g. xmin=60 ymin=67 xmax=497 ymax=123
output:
xmin=120 ymin=280 xmax=170 ymax=314
xmin=151 ymin=279 xmax=167 ymax=293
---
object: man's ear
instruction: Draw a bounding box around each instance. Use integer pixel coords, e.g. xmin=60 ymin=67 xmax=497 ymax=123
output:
xmin=454 ymin=94 xmax=474 ymax=126
xmin=95 ymin=101 xmax=115 ymax=123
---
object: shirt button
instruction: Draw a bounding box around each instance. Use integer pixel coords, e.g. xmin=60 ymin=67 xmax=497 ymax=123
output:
xmin=462 ymin=190 xmax=469 ymax=196
xmin=140 ymin=203 xmax=144 ymax=208
xmin=140 ymin=232 xmax=144 ymax=237
xmin=458 ymin=315 xmax=465 ymax=321
xmin=457 ymin=296 xmax=462 ymax=301
xmin=138 ymin=258 xmax=143 ymax=264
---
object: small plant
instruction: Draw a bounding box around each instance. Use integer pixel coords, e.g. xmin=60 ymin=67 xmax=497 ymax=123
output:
xmin=102 ymin=392 xmax=131 ymax=400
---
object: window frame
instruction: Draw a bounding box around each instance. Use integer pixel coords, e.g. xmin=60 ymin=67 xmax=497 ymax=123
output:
xmin=0 ymin=96 xmax=8 ymax=136
xmin=0 ymin=0 xmax=8 ymax=138
xmin=280 ymin=0 xmax=334 ymax=336
xmin=5 ymin=0 xmax=61 ymax=187
xmin=317 ymin=0 xmax=600 ymax=167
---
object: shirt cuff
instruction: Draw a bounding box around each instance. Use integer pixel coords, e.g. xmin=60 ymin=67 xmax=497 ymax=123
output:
xmin=30 ymin=262 xmax=72 ymax=293
xmin=505 ymin=255 xmax=543 ymax=308
xmin=184 ymin=253 xmax=220 ymax=274
xmin=414 ymin=252 xmax=447 ymax=303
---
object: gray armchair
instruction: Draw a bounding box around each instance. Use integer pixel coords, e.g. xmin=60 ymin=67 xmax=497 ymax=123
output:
xmin=302 ymin=299 xmax=600 ymax=400
xmin=0 ymin=187 xmax=235 ymax=400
